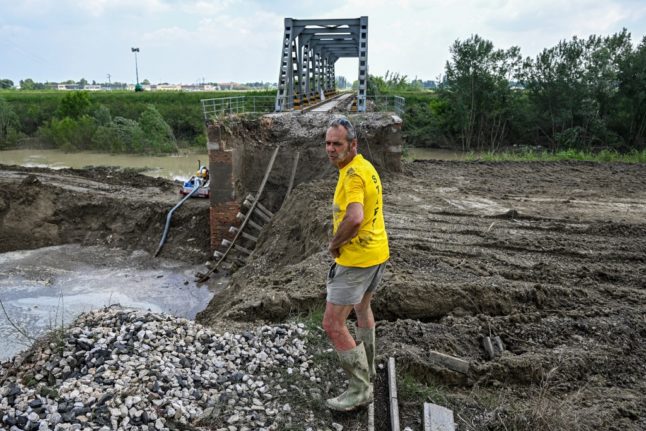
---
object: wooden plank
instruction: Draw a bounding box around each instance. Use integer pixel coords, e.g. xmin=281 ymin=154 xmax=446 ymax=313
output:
xmin=423 ymin=403 xmax=455 ymax=431
xmin=427 ymin=350 xmax=470 ymax=374
xmin=388 ymin=357 xmax=400 ymax=431
xmin=195 ymin=146 xmax=279 ymax=282
xmin=285 ymin=151 xmax=300 ymax=201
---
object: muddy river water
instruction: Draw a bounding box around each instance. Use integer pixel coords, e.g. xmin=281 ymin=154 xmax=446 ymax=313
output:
xmin=0 ymin=149 xmax=209 ymax=181
xmin=0 ymin=244 xmax=225 ymax=361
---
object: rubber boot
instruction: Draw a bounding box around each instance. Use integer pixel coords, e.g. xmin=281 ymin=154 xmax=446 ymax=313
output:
xmin=325 ymin=342 xmax=373 ymax=411
xmin=355 ymin=325 xmax=376 ymax=379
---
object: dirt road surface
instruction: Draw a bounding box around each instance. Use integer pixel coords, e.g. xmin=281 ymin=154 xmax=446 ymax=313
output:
xmin=1 ymin=160 xmax=645 ymax=430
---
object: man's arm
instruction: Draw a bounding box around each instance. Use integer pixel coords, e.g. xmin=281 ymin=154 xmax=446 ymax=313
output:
xmin=328 ymin=202 xmax=364 ymax=258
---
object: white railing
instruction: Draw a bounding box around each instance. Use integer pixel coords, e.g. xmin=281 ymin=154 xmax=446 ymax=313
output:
xmin=366 ymin=95 xmax=406 ymax=115
xmin=201 ymin=94 xmax=405 ymax=119
xmin=200 ymin=96 xmax=277 ymax=120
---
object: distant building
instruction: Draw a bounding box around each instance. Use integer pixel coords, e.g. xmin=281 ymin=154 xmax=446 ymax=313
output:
xmin=155 ymin=84 xmax=183 ymax=91
xmin=57 ymin=84 xmax=81 ymax=90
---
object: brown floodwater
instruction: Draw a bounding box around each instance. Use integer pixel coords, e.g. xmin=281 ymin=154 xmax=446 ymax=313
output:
xmin=0 ymin=244 xmax=227 ymax=361
xmin=0 ymin=149 xmax=208 ymax=181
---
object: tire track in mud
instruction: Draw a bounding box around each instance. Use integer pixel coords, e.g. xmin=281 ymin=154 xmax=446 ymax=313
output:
xmin=197 ymin=160 xmax=646 ymax=430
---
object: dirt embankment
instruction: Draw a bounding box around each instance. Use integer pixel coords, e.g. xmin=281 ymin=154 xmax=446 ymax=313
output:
xmin=0 ymin=165 xmax=210 ymax=263
xmin=2 ymin=160 xmax=645 ymax=429
xmin=198 ymin=160 xmax=646 ymax=430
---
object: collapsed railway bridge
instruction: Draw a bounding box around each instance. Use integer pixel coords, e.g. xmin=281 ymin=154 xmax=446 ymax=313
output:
xmin=199 ymin=17 xmax=405 ymax=269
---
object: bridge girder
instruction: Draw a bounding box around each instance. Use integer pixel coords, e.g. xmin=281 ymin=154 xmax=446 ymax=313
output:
xmin=275 ymin=16 xmax=368 ymax=112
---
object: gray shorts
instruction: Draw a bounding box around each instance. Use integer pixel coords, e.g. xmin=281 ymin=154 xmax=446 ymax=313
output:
xmin=326 ymin=262 xmax=386 ymax=305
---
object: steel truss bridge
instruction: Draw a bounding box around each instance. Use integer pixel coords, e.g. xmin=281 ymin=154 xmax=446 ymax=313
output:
xmin=275 ymin=17 xmax=369 ymax=112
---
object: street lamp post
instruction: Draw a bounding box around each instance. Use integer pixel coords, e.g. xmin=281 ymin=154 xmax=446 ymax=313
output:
xmin=131 ymin=47 xmax=141 ymax=91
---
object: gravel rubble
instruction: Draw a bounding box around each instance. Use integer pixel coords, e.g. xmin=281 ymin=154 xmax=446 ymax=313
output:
xmin=0 ymin=306 xmax=323 ymax=431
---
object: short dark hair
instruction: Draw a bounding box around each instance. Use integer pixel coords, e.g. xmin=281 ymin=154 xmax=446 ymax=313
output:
xmin=328 ymin=116 xmax=356 ymax=141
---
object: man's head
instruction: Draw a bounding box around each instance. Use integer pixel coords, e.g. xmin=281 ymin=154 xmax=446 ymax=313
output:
xmin=326 ymin=116 xmax=358 ymax=169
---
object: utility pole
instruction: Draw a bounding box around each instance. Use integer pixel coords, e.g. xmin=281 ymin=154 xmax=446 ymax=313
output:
xmin=131 ymin=47 xmax=143 ymax=92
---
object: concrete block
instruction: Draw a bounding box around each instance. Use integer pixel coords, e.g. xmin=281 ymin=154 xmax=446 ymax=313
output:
xmin=423 ymin=403 xmax=455 ymax=431
xmin=427 ymin=350 xmax=470 ymax=374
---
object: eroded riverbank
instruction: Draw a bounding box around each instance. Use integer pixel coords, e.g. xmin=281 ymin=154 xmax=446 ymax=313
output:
xmin=1 ymin=161 xmax=645 ymax=430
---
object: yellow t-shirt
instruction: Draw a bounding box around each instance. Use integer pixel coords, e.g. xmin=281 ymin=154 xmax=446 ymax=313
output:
xmin=333 ymin=154 xmax=389 ymax=267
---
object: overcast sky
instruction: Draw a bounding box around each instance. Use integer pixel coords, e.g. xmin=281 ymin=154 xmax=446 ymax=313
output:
xmin=1 ymin=0 xmax=645 ymax=85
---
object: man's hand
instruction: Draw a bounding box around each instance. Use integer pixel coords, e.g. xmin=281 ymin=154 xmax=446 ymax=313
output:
xmin=328 ymin=203 xmax=363 ymax=259
xmin=328 ymin=243 xmax=341 ymax=258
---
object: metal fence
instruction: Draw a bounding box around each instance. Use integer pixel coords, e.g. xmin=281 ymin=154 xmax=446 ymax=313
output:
xmin=200 ymin=96 xmax=277 ymax=121
xmin=366 ymin=95 xmax=406 ymax=116
xmin=201 ymin=94 xmax=405 ymax=120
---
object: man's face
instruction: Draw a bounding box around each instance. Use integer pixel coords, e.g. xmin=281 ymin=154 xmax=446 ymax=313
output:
xmin=325 ymin=126 xmax=355 ymax=168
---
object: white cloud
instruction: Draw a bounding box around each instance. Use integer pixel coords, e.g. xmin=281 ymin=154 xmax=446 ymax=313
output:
xmin=1 ymin=0 xmax=645 ymax=83
xmin=71 ymin=0 xmax=171 ymax=17
xmin=178 ymin=0 xmax=239 ymax=16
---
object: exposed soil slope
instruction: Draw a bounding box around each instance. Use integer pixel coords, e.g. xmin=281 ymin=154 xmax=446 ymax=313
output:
xmin=198 ymin=160 xmax=646 ymax=430
xmin=2 ymin=160 xmax=645 ymax=429
xmin=0 ymin=164 xmax=210 ymax=263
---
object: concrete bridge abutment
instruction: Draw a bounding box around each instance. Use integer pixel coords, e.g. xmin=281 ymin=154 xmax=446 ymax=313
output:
xmin=206 ymin=112 xmax=403 ymax=251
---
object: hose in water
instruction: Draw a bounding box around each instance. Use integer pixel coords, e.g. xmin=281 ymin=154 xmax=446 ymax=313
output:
xmin=154 ymin=178 xmax=202 ymax=257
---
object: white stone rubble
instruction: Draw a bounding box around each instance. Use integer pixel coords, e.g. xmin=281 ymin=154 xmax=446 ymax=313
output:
xmin=0 ymin=306 xmax=318 ymax=430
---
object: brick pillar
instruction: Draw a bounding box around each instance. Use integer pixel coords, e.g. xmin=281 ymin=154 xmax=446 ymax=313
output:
xmin=208 ymin=132 xmax=239 ymax=252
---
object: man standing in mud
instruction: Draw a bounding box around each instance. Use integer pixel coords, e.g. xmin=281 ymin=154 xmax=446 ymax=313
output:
xmin=322 ymin=116 xmax=389 ymax=411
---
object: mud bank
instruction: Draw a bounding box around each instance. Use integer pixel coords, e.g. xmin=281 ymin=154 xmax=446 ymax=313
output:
xmin=0 ymin=165 xmax=210 ymax=263
xmin=209 ymin=112 xmax=403 ymax=211
xmin=2 ymin=160 xmax=645 ymax=429
xmin=198 ymin=160 xmax=646 ymax=430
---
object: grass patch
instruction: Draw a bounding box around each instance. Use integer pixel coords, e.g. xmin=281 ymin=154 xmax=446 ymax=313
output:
xmin=398 ymin=372 xmax=449 ymax=406
xmin=298 ymin=305 xmax=324 ymax=334
xmin=467 ymin=148 xmax=646 ymax=163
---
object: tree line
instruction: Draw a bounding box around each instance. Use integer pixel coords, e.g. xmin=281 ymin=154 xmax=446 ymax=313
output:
xmin=375 ymin=29 xmax=646 ymax=153
xmin=0 ymin=90 xmax=271 ymax=152
xmin=0 ymin=91 xmax=178 ymax=153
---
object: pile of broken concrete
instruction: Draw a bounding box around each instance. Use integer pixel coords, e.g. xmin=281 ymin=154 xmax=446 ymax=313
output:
xmin=0 ymin=306 xmax=319 ymax=431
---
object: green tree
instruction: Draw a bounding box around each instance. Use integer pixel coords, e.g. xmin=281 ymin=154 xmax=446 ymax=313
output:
xmin=58 ymin=91 xmax=92 ymax=119
xmin=522 ymin=30 xmax=634 ymax=150
xmin=93 ymin=104 xmax=112 ymax=126
xmin=19 ymin=79 xmax=36 ymax=90
xmin=0 ymin=79 xmax=14 ymax=89
xmin=0 ymin=97 xmax=19 ymax=147
xmin=440 ymin=34 xmax=522 ymax=151
xmin=46 ymin=115 xmax=97 ymax=151
xmin=92 ymin=117 xmax=145 ymax=153
xmin=18 ymin=78 xmax=46 ymax=90
xmin=616 ymin=35 xmax=646 ymax=149
xmin=139 ymin=105 xmax=177 ymax=153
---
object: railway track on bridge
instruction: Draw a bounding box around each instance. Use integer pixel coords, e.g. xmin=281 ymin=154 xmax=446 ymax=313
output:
xmin=305 ymin=92 xmax=355 ymax=112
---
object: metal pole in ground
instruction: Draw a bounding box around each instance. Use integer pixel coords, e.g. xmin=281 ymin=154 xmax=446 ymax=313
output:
xmin=388 ymin=357 xmax=400 ymax=431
